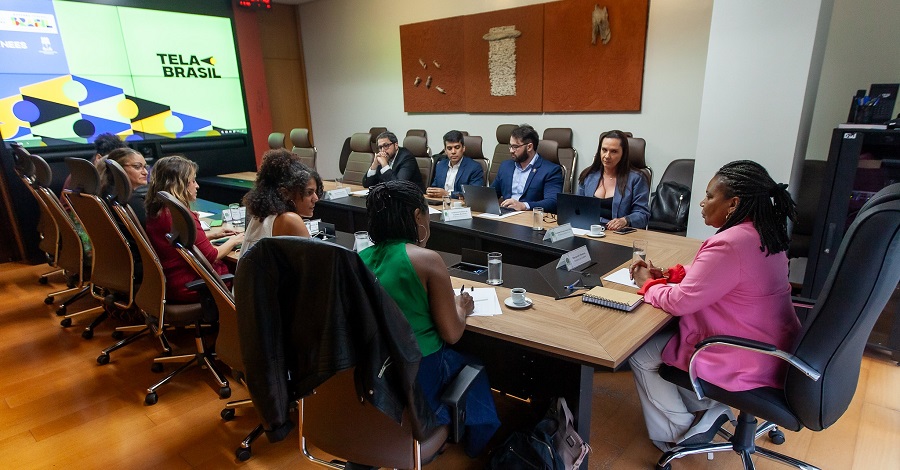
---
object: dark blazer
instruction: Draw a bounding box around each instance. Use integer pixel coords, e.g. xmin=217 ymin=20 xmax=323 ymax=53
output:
xmin=362 ymin=147 xmax=424 ymax=192
xmin=234 ymin=236 xmax=438 ymax=443
xmin=490 ymin=154 xmax=564 ymax=213
xmin=576 ymin=170 xmax=651 ymax=228
xmin=430 ymin=156 xmax=485 ymax=199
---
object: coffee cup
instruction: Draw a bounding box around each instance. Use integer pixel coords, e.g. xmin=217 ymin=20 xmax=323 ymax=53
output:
xmin=452 ymin=201 xmax=464 ymax=208
xmin=511 ymin=287 xmax=527 ymax=306
xmin=590 ymin=224 xmax=605 ymax=236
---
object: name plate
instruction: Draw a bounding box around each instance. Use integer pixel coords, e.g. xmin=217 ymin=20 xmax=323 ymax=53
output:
xmin=442 ymin=207 xmax=473 ymax=222
xmin=556 ymin=245 xmax=592 ymax=271
xmin=305 ymin=218 xmax=321 ymax=234
xmin=543 ymin=223 xmax=575 ymax=243
xmin=322 ymin=187 xmax=351 ymax=200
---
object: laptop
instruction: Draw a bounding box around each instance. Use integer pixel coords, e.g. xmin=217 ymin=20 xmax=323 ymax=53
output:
xmin=461 ymin=185 xmax=518 ymax=215
xmin=556 ymin=193 xmax=606 ymax=230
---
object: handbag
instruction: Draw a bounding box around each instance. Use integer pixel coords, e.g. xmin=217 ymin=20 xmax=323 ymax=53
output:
xmin=649 ymin=181 xmax=691 ymax=232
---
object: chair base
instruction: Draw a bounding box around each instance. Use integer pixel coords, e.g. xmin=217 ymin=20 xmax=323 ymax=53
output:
xmin=655 ymin=413 xmax=820 ymax=470
xmin=143 ymin=324 xmax=229 ymax=405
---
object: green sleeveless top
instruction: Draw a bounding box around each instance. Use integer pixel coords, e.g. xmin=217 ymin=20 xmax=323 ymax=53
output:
xmin=360 ymin=240 xmax=443 ymax=356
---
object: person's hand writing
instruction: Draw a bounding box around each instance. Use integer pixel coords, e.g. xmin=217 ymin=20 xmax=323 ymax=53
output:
xmin=606 ymin=217 xmax=628 ymax=231
xmin=499 ymin=198 xmax=527 ymax=211
xmin=456 ymin=292 xmax=475 ymax=317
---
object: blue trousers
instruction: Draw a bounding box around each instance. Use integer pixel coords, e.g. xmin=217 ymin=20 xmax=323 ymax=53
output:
xmin=417 ymin=344 xmax=501 ymax=457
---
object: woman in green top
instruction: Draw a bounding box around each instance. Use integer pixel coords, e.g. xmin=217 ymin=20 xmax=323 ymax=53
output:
xmin=359 ymin=180 xmax=500 ymax=458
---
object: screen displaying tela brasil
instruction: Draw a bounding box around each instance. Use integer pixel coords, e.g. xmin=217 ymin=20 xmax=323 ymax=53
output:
xmin=0 ymin=0 xmax=249 ymax=147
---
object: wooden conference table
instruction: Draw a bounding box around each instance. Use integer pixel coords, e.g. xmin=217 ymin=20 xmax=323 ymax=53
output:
xmin=198 ymin=172 xmax=702 ymax=466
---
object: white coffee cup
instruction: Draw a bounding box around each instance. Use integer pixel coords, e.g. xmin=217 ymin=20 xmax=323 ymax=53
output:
xmin=452 ymin=201 xmax=464 ymax=208
xmin=511 ymin=287 xmax=527 ymax=305
xmin=590 ymin=224 xmax=605 ymax=236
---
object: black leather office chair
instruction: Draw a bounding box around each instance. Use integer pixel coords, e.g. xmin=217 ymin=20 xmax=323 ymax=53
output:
xmin=234 ymin=236 xmax=481 ymax=468
xmin=654 ymin=193 xmax=900 ymax=470
xmin=648 ymin=159 xmax=695 ymax=236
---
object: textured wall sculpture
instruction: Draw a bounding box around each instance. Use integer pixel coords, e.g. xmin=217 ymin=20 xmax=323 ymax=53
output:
xmin=483 ymin=26 xmax=522 ymax=97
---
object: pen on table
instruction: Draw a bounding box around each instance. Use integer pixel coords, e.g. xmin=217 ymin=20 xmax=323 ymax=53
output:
xmin=460 ymin=284 xmax=464 ymax=294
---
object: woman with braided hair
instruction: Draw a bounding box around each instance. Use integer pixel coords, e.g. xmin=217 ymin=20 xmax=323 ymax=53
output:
xmin=358 ymin=180 xmax=500 ymax=459
xmin=628 ymin=160 xmax=801 ymax=452
xmin=239 ymin=149 xmax=322 ymax=260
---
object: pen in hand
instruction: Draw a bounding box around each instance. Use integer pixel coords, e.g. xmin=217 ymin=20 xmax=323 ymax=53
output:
xmin=460 ymin=284 xmax=464 ymax=294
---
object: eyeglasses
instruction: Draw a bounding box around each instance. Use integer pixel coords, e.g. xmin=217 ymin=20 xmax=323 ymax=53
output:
xmin=124 ymin=163 xmax=148 ymax=171
xmin=509 ymin=143 xmax=529 ymax=151
xmin=377 ymin=142 xmax=395 ymax=150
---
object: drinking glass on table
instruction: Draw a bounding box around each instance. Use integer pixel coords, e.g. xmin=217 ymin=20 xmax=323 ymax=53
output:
xmin=486 ymin=252 xmax=503 ymax=285
xmin=633 ymin=240 xmax=648 ymax=264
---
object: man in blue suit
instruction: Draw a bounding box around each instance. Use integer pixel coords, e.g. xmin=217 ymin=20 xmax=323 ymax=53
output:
xmin=425 ymin=130 xmax=485 ymax=199
xmin=490 ymin=124 xmax=563 ymax=213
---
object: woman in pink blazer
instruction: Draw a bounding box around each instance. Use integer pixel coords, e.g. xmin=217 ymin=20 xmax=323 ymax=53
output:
xmin=629 ymin=160 xmax=800 ymax=452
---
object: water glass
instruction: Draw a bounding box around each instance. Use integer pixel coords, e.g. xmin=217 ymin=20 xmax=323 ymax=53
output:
xmin=229 ymin=203 xmax=243 ymax=228
xmin=334 ymin=177 xmax=343 ymax=189
xmin=442 ymin=194 xmax=451 ymax=210
xmin=532 ymin=207 xmax=544 ymax=231
xmin=354 ymin=231 xmax=373 ymax=253
xmin=486 ymin=252 xmax=503 ymax=285
xmin=633 ymin=240 xmax=648 ymax=264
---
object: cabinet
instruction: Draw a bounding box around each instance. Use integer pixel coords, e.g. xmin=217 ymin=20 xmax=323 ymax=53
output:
xmin=803 ymin=128 xmax=900 ymax=362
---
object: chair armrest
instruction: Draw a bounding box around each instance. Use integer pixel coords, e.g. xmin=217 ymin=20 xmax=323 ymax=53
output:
xmin=686 ymin=335 xmax=821 ymax=400
xmin=185 ymin=278 xmax=207 ymax=292
xmin=220 ymin=273 xmax=235 ymax=283
xmin=791 ymin=295 xmax=815 ymax=309
xmin=439 ymin=364 xmax=484 ymax=443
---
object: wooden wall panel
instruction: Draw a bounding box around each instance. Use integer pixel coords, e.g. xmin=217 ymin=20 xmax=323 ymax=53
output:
xmin=463 ymin=4 xmax=544 ymax=113
xmin=400 ymin=17 xmax=466 ymax=112
xmin=543 ymin=0 xmax=649 ymax=111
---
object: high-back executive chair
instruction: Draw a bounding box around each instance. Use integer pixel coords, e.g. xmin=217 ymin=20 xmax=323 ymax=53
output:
xmin=463 ymin=135 xmax=489 ymax=184
xmin=543 ymin=128 xmax=578 ymax=194
xmin=29 ymin=155 xmax=105 ymax=325
xmin=289 ymin=128 xmax=317 ymax=170
xmin=489 ymin=124 xmax=517 ymax=185
xmin=140 ymin=191 xmax=232 ymax=405
xmin=626 ymin=135 xmax=652 ymax=189
xmin=536 ymin=139 xmax=563 ymax=191
xmin=64 ymin=157 xmax=137 ymax=339
xmin=342 ymin=133 xmax=375 ymax=186
xmin=404 ymin=135 xmax=433 ymax=190
xmin=267 ymin=132 xmax=285 ymax=149
xmin=654 ymin=189 xmax=900 ymax=470
xmin=647 ymin=159 xmax=695 ymax=236
xmin=11 ymin=143 xmax=62 ymax=284
xmin=234 ymin=237 xmax=482 ymax=469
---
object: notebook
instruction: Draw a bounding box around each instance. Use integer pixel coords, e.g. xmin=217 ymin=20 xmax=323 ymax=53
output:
xmin=582 ymin=286 xmax=643 ymax=312
xmin=461 ymin=184 xmax=517 ymax=215
xmin=557 ymin=193 xmax=607 ymax=230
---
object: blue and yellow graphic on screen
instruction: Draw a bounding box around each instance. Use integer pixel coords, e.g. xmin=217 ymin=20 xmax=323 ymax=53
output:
xmin=0 ymin=0 xmax=248 ymax=146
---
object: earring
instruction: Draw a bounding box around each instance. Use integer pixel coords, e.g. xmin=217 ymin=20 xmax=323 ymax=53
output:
xmin=416 ymin=223 xmax=430 ymax=245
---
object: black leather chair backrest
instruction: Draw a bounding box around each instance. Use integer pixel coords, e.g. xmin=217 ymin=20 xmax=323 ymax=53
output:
xmin=657 ymin=159 xmax=694 ymax=188
xmin=858 ymin=182 xmax=900 ymax=215
xmin=338 ymin=136 xmax=352 ymax=175
xmin=787 ymin=195 xmax=900 ymax=430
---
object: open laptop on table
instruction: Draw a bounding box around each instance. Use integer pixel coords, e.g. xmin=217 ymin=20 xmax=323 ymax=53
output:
xmin=556 ymin=193 xmax=606 ymax=230
xmin=461 ymin=184 xmax=518 ymax=215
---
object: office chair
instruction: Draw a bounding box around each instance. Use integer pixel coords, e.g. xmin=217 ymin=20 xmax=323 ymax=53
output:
xmin=267 ymin=132 xmax=285 ymax=149
xmin=342 ymin=133 xmax=375 ymax=186
xmin=543 ymin=128 xmax=577 ymax=194
xmin=654 ymin=195 xmax=900 ymax=470
xmin=489 ymin=124 xmax=517 ymax=185
xmin=63 ymin=158 xmax=137 ymax=339
xmin=463 ymin=135 xmax=489 ymax=185
xmin=406 ymin=128 xmax=427 ymax=140
xmin=28 ymin=155 xmax=105 ymax=324
xmin=233 ymin=236 xmax=482 ymax=469
xmin=404 ymin=135 xmax=433 ymax=189
xmin=627 ymin=135 xmax=652 ymax=189
xmin=648 ymin=159 xmax=695 ymax=236
xmin=140 ymin=191 xmax=231 ymax=405
xmin=368 ymin=126 xmax=388 ymax=154
xmin=289 ymin=128 xmax=317 ymax=170
xmin=536 ymin=139 xmax=564 ymax=190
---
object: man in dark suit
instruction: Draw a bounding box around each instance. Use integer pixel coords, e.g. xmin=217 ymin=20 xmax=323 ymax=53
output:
xmin=490 ymin=124 xmax=563 ymax=213
xmin=426 ymin=130 xmax=485 ymax=199
xmin=363 ymin=131 xmax=424 ymax=191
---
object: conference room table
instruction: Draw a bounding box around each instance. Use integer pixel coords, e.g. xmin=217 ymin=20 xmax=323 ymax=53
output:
xmin=197 ymin=172 xmax=703 ymax=467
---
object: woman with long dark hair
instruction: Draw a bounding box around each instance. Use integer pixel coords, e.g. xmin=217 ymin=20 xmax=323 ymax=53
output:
xmin=576 ymin=130 xmax=650 ymax=230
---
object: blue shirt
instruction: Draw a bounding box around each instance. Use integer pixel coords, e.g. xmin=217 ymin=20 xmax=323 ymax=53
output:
xmin=511 ymin=154 xmax=541 ymax=209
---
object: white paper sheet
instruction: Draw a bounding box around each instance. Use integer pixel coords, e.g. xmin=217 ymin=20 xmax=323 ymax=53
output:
xmin=603 ymin=267 xmax=638 ymax=288
xmin=428 ymin=207 xmax=441 ymax=215
xmin=464 ymin=287 xmax=503 ymax=316
xmin=477 ymin=211 xmax=521 ymax=219
xmin=196 ymin=211 xmax=215 ymax=219
xmin=350 ymin=189 xmax=369 ymax=197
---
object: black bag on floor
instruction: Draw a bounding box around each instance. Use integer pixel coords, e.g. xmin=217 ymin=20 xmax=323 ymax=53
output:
xmin=486 ymin=397 xmax=590 ymax=470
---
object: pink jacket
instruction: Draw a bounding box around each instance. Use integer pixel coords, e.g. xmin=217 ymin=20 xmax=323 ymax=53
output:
xmin=644 ymin=221 xmax=800 ymax=392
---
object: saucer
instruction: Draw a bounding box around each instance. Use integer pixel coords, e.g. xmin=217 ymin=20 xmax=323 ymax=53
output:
xmin=504 ymin=297 xmax=533 ymax=309
xmin=586 ymin=232 xmax=606 ymax=238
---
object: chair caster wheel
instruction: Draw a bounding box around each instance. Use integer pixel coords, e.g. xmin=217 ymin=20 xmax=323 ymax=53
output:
xmin=221 ymin=408 xmax=236 ymax=421
xmin=145 ymin=392 xmax=158 ymax=405
xmin=81 ymin=329 xmax=93 ymax=340
xmin=39 ymin=277 xmax=49 ymax=285
xmin=56 ymin=306 xmax=66 ymax=316
xmin=219 ymin=386 xmax=232 ymax=399
xmin=768 ymin=428 xmax=785 ymax=445
xmin=235 ymin=446 xmax=251 ymax=461
xmin=97 ymin=354 xmax=110 ymax=365
xmin=60 ymin=318 xmax=72 ymax=327
xmin=151 ymin=363 xmax=164 ymax=373
xmin=45 ymin=296 xmax=54 ymax=305
xmin=111 ymin=331 xmax=125 ymax=340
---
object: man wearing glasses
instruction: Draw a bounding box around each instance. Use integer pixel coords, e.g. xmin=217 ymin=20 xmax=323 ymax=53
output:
xmin=363 ymin=131 xmax=424 ymax=191
xmin=490 ymin=124 xmax=563 ymax=213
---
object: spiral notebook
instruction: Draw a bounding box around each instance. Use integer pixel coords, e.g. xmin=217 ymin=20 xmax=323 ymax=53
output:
xmin=582 ymin=286 xmax=643 ymax=312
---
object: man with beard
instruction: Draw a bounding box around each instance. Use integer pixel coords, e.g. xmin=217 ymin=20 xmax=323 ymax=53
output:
xmin=490 ymin=124 xmax=563 ymax=213
xmin=363 ymin=131 xmax=424 ymax=191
